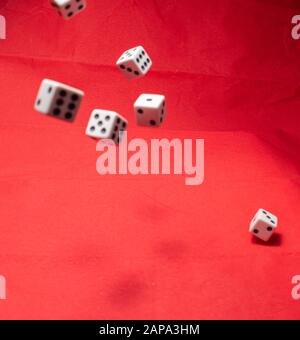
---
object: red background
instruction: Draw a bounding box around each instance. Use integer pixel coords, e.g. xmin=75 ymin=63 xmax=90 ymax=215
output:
xmin=0 ymin=0 xmax=300 ymax=319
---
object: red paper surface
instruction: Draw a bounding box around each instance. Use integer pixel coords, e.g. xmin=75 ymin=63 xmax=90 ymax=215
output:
xmin=0 ymin=0 xmax=300 ymax=319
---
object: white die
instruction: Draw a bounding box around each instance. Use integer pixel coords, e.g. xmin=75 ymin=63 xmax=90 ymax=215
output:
xmin=116 ymin=46 xmax=152 ymax=80
xmin=86 ymin=109 xmax=128 ymax=144
xmin=249 ymin=208 xmax=278 ymax=242
xmin=50 ymin=0 xmax=87 ymax=20
xmin=134 ymin=94 xmax=166 ymax=127
xmin=34 ymin=79 xmax=84 ymax=122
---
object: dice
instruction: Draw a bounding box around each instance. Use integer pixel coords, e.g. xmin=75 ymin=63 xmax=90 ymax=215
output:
xmin=249 ymin=209 xmax=278 ymax=242
xmin=86 ymin=109 xmax=128 ymax=144
xmin=116 ymin=46 xmax=152 ymax=80
xmin=50 ymin=0 xmax=86 ymax=19
xmin=34 ymin=79 xmax=84 ymax=122
xmin=134 ymin=94 xmax=166 ymax=127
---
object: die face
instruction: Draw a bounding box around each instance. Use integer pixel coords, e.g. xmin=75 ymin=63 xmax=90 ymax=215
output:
xmin=136 ymin=108 xmax=161 ymax=127
xmin=52 ymin=0 xmax=70 ymax=5
xmin=51 ymin=0 xmax=86 ymax=19
xmin=48 ymin=85 xmax=83 ymax=122
xmin=35 ymin=79 xmax=84 ymax=122
xmin=118 ymin=60 xmax=140 ymax=80
xmin=249 ymin=209 xmax=278 ymax=242
xmin=135 ymin=94 xmax=165 ymax=109
xmin=134 ymin=94 xmax=166 ymax=127
xmin=250 ymin=209 xmax=278 ymax=229
xmin=250 ymin=221 xmax=275 ymax=242
xmin=133 ymin=46 xmax=152 ymax=75
xmin=259 ymin=209 xmax=278 ymax=226
xmin=35 ymin=79 xmax=57 ymax=114
xmin=86 ymin=110 xmax=115 ymax=139
xmin=116 ymin=46 xmax=152 ymax=79
xmin=86 ymin=110 xmax=128 ymax=144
